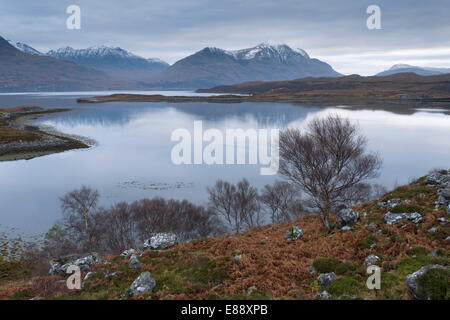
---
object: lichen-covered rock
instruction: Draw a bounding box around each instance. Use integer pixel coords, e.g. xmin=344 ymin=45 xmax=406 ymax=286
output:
xmin=364 ymin=254 xmax=380 ymax=266
xmin=124 ymin=271 xmax=156 ymax=297
xmin=384 ymin=212 xmax=422 ymax=225
xmin=341 ymin=225 xmax=352 ymax=231
xmin=336 ymin=207 xmax=359 ymax=227
xmin=284 ymin=226 xmax=304 ymax=242
xmin=120 ymin=249 xmax=137 ymax=259
xmin=49 ymin=253 xmax=101 ymax=275
xmin=129 ymin=254 xmax=141 ymax=269
xmin=143 ymin=233 xmax=178 ymax=250
xmin=406 ymin=265 xmax=449 ymax=300
xmin=317 ymin=272 xmax=336 ymax=289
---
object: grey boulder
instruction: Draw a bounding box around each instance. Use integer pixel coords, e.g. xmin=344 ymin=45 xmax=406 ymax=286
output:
xmin=384 ymin=212 xmax=422 ymax=225
xmin=124 ymin=271 xmax=156 ymax=297
xmin=336 ymin=207 xmax=359 ymax=227
xmin=317 ymin=272 xmax=336 ymax=289
xmin=364 ymin=254 xmax=380 ymax=266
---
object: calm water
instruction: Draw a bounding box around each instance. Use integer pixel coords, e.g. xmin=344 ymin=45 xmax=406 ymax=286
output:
xmin=1 ymin=91 xmax=450 ymax=234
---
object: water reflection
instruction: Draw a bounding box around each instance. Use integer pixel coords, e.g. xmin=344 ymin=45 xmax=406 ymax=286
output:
xmin=0 ymin=92 xmax=450 ymax=234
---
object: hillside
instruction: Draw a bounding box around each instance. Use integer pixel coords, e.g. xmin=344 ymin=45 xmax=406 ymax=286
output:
xmin=147 ymin=43 xmax=341 ymax=88
xmin=0 ymin=36 xmax=132 ymax=92
xmin=197 ymin=73 xmax=450 ymax=102
xmin=1 ymin=171 xmax=448 ymax=300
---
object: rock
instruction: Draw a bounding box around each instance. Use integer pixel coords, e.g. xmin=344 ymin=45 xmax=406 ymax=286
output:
xmin=428 ymin=248 xmax=446 ymax=257
xmin=425 ymin=171 xmax=450 ymax=186
xmin=49 ymin=253 xmax=101 ymax=275
xmin=364 ymin=254 xmax=380 ymax=266
xmin=365 ymin=223 xmax=377 ymax=231
xmin=105 ymin=271 xmax=119 ymax=280
xmin=447 ymin=204 xmax=450 ymax=214
xmin=317 ymin=272 xmax=336 ymax=289
xmin=316 ymin=291 xmax=331 ymax=299
xmin=247 ymin=286 xmax=258 ymax=295
xmin=129 ymin=255 xmax=141 ymax=269
xmin=124 ymin=271 xmax=156 ymax=297
xmin=377 ymin=198 xmax=401 ymax=209
xmin=341 ymin=225 xmax=352 ymax=231
xmin=143 ymin=233 xmax=178 ymax=250
xmin=306 ymin=265 xmax=316 ymax=275
xmin=233 ymin=254 xmax=245 ymax=261
xmin=437 ymin=217 xmax=447 ymax=223
xmin=120 ymin=249 xmax=137 ymax=259
xmin=428 ymin=227 xmax=438 ymax=233
xmin=83 ymin=271 xmax=95 ymax=282
xmin=336 ymin=207 xmax=359 ymax=227
xmin=384 ymin=212 xmax=422 ymax=225
xmin=285 ymin=226 xmax=304 ymax=242
xmin=384 ymin=212 xmax=408 ymax=225
xmin=406 ymin=265 xmax=449 ymax=300
xmin=408 ymin=212 xmax=423 ymax=224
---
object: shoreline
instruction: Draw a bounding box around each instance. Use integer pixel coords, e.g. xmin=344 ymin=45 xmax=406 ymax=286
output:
xmin=76 ymin=93 xmax=450 ymax=105
xmin=0 ymin=107 xmax=91 ymax=162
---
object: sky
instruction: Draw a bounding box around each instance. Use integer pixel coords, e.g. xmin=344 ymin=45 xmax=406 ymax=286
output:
xmin=1 ymin=0 xmax=450 ymax=75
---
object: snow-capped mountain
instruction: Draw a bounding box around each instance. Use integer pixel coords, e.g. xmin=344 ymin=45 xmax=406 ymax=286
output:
xmin=226 ymin=42 xmax=310 ymax=61
xmin=151 ymin=42 xmax=341 ymax=88
xmin=376 ymin=64 xmax=450 ymax=76
xmin=7 ymin=40 xmax=44 ymax=56
xmin=0 ymin=36 xmax=131 ymax=92
xmin=47 ymin=46 xmax=169 ymax=82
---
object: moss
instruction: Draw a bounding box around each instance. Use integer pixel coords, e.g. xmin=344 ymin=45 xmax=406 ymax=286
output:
xmin=357 ymin=235 xmax=378 ymax=250
xmin=396 ymin=256 xmax=450 ymax=276
xmin=409 ymin=246 xmax=428 ymax=257
xmin=390 ymin=205 xmax=423 ymax=214
xmin=335 ymin=263 xmax=364 ymax=276
xmin=312 ymin=258 xmax=342 ymax=273
xmin=416 ymin=268 xmax=450 ymax=300
xmin=328 ymin=277 xmax=361 ymax=296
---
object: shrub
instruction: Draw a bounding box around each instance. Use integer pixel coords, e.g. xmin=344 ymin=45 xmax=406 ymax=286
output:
xmin=328 ymin=277 xmax=360 ymax=296
xmin=416 ymin=268 xmax=450 ymax=300
xmin=312 ymin=258 xmax=342 ymax=273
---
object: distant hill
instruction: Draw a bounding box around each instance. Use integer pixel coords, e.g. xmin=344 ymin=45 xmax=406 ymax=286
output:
xmin=197 ymin=73 xmax=450 ymax=101
xmin=47 ymin=46 xmax=170 ymax=82
xmin=0 ymin=36 xmax=132 ymax=92
xmin=377 ymin=64 xmax=450 ymax=77
xmin=147 ymin=42 xmax=342 ymax=88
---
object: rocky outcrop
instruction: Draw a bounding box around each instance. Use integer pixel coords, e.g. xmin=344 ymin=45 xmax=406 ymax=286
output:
xmin=120 ymin=249 xmax=137 ymax=259
xmin=129 ymin=255 xmax=141 ymax=270
xmin=284 ymin=226 xmax=304 ymax=242
xmin=384 ymin=212 xmax=422 ymax=225
xmin=143 ymin=233 xmax=178 ymax=250
xmin=49 ymin=253 xmax=102 ymax=275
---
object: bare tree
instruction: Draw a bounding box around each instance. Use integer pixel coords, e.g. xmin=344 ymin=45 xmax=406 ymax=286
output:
xmin=58 ymin=186 xmax=104 ymax=252
xmin=260 ymin=181 xmax=301 ymax=223
xmin=208 ymin=179 xmax=261 ymax=233
xmin=279 ymin=115 xmax=382 ymax=231
xmin=60 ymin=186 xmax=99 ymax=234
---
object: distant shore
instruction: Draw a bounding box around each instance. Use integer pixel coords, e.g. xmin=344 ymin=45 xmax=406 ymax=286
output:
xmin=0 ymin=106 xmax=90 ymax=162
xmin=76 ymin=93 xmax=450 ymax=105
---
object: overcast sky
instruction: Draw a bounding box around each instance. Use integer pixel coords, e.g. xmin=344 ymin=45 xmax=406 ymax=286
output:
xmin=1 ymin=0 xmax=450 ymax=75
